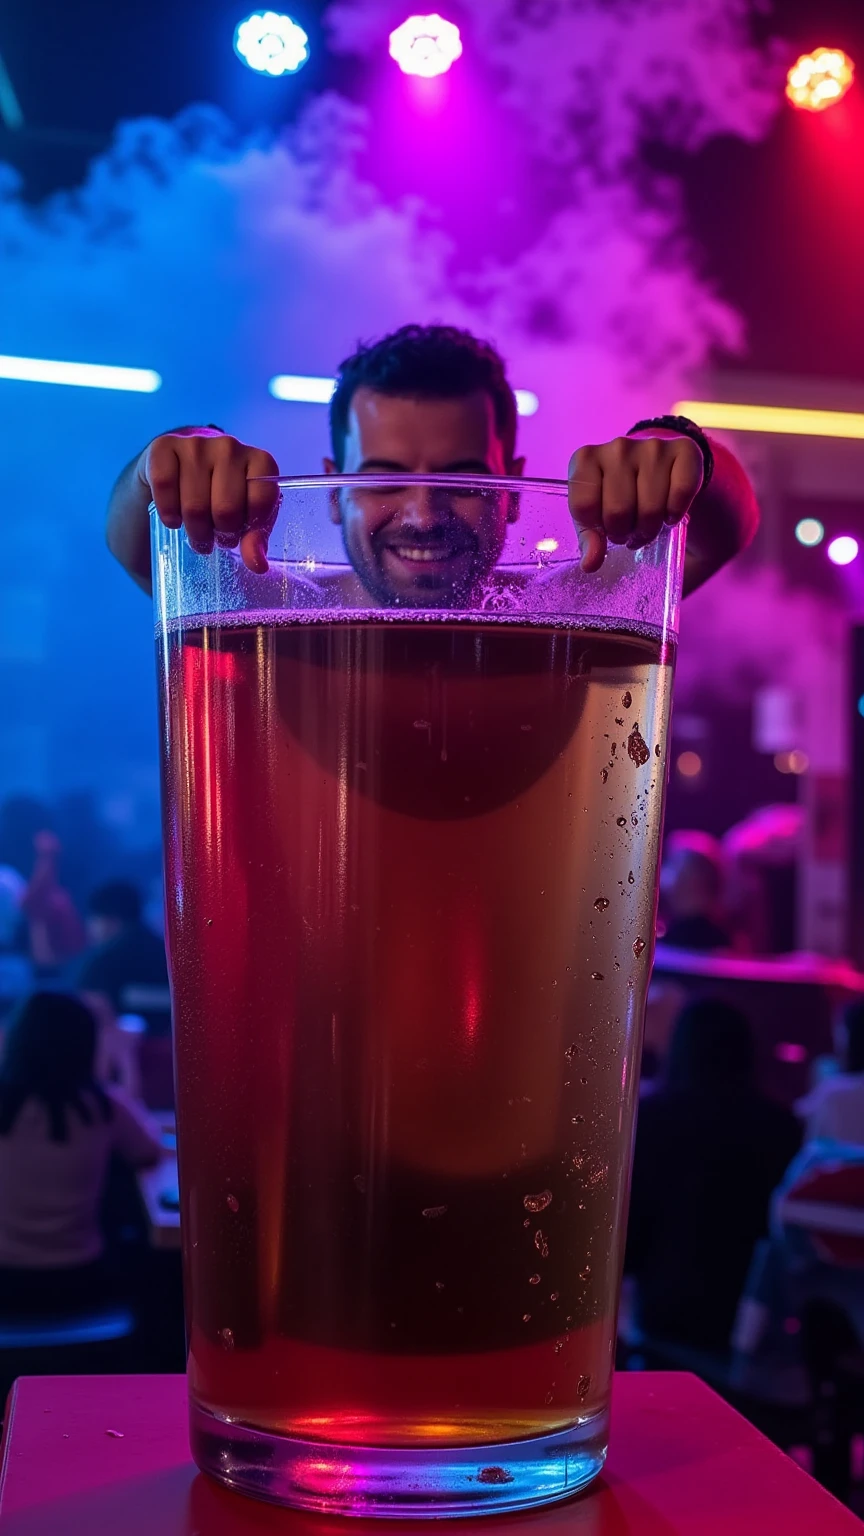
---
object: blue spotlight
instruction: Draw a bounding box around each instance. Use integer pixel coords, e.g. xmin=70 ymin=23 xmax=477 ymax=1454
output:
xmin=234 ymin=12 xmax=310 ymax=76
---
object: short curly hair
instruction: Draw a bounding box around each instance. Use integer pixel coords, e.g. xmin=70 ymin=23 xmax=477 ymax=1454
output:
xmin=329 ymin=324 xmax=518 ymax=469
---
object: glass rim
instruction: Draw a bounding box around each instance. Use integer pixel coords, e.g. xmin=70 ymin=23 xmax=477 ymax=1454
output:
xmin=245 ymin=472 xmax=570 ymax=494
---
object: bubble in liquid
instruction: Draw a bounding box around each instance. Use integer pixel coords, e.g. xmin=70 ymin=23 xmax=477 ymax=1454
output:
xmin=633 ymin=937 xmax=646 ymax=958
xmin=529 ymin=1273 xmax=541 ymax=1285
xmin=579 ymin=1266 xmax=591 ymax=1281
xmin=219 ymin=1328 xmax=235 ymax=1350
xmin=413 ymin=719 xmax=431 ymax=730
xmin=422 ymin=1205 xmax=448 ymax=1219
xmin=524 ymin=1190 xmax=553 ymax=1213
xmin=627 ymin=724 xmax=650 ymax=766
xmin=550 ymin=1291 xmax=560 ymax=1302
xmin=522 ymin=1313 xmax=532 ymax=1323
xmin=571 ymin=1114 xmax=585 ymax=1125
xmin=564 ymin=1043 xmax=579 ymax=1061
xmin=622 ymin=691 xmax=632 ymax=709
xmin=578 ymin=1374 xmax=592 ymax=1400
xmin=628 ymin=871 xmax=635 ymax=884
xmin=226 ymin=1194 xmax=239 ymax=1213
xmin=544 ymin=1391 xmax=554 ymax=1404
xmin=478 ymin=1467 xmax=514 ymax=1485
xmin=353 ymin=1174 xmax=367 ymax=1194
xmin=591 ymin=972 xmax=604 ymax=982
xmin=594 ymin=897 xmax=610 ymax=912
xmin=534 ymin=1230 xmax=550 ymax=1258
xmin=435 ymin=1281 xmax=445 ymax=1292
xmin=554 ymin=1339 xmax=565 ymax=1355
xmin=523 ymin=1218 xmax=531 ymax=1228
xmin=616 ymin=817 xmax=627 ymax=828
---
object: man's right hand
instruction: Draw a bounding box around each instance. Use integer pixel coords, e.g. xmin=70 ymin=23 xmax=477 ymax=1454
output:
xmin=139 ymin=428 xmax=280 ymax=574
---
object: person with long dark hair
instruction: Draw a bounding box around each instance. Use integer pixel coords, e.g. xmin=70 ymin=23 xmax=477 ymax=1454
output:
xmin=0 ymin=992 xmax=161 ymax=1313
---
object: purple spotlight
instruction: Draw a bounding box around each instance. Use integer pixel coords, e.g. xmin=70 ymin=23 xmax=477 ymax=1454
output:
xmin=827 ymin=534 xmax=860 ymax=566
xmin=389 ymin=14 xmax=463 ymax=77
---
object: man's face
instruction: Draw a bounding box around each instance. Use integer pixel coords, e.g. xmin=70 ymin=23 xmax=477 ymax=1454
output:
xmin=325 ymin=387 xmax=523 ymax=606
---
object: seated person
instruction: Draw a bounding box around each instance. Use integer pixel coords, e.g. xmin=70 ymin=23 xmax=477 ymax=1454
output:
xmin=0 ymin=992 xmax=161 ymax=1314
xmin=797 ymin=1000 xmax=864 ymax=1146
xmin=625 ymin=997 xmax=801 ymax=1352
xmin=73 ymin=880 xmax=171 ymax=1038
xmin=659 ymin=830 xmax=733 ymax=952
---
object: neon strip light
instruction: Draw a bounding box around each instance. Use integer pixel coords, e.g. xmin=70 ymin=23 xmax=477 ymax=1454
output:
xmin=0 ymin=356 xmax=162 ymax=392
xmin=270 ymin=375 xmax=540 ymax=416
xmin=673 ymin=400 xmax=864 ymax=440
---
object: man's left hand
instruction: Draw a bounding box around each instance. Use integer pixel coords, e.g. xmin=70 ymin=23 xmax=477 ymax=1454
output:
xmin=567 ymin=435 xmax=704 ymax=572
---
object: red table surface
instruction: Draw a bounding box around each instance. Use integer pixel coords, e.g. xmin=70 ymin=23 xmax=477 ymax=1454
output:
xmin=0 ymin=1373 xmax=859 ymax=1535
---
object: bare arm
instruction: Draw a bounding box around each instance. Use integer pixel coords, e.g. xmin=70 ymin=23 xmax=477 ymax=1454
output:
xmin=106 ymin=428 xmax=280 ymax=595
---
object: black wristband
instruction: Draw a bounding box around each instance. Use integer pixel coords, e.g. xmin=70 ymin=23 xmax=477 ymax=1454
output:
xmin=626 ymin=414 xmax=714 ymax=489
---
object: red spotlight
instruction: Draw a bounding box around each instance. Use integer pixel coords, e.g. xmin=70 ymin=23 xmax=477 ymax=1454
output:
xmin=786 ymin=48 xmax=855 ymax=112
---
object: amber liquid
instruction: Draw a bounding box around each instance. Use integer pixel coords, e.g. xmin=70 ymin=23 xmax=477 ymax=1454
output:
xmin=160 ymin=618 xmax=673 ymax=1448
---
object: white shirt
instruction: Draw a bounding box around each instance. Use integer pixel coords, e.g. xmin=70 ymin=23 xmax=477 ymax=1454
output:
xmin=0 ymin=1088 xmax=162 ymax=1269
xmin=797 ymin=1073 xmax=864 ymax=1147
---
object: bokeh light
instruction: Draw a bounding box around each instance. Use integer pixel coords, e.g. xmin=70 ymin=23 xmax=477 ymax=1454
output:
xmin=786 ymin=48 xmax=855 ymax=112
xmin=795 ymin=517 xmax=824 ymax=547
xmin=676 ymin=751 xmax=703 ymax=780
xmin=774 ymin=750 xmax=809 ymax=775
xmin=827 ymin=535 xmax=859 ymax=566
xmin=389 ymin=14 xmax=463 ymax=78
xmin=234 ymin=11 xmax=309 ymax=76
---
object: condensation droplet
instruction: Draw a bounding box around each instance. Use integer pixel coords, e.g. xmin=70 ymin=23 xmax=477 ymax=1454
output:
xmin=628 ymin=871 xmax=635 ymax=884
xmin=655 ymin=743 xmax=661 ymax=757
xmin=219 ymin=1328 xmax=235 ymax=1350
xmin=523 ymin=1190 xmax=553 ymax=1213
xmin=571 ymin=1114 xmax=585 ymax=1125
xmin=591 ymin=972 xmax=604 ymax=982
xmin=534 ymin=1229 xmax=550 ymax=1258
xmin=633 ymin=937 xmax=646 ymax=958
xmin=554 ymin=1339 xmax=565 ymax=1355
xmin=478 ymin=1466 xmax=514 ymax=1485
xmin=594 ymin=897 xmax=610 ymax=911
xmin=615 ymin=717 xmax=624 ymax=726
xmin=422 ymin=1205 xmax=448 ymax=1219
xmin=600 ymin=768 xmax=608 ymax=784
xmin=616 ymin=816 xmax=627 ymax=828
xmin=622 ymin=691 xmax=632 ymax=709
xmin=226 ymin=1194 xmax=239 ymax=1213
xmin=564 ymin=1043 xmax=578 ymax=1061
xmin=627 ymin=724 xmax=650 ymax=766
xmin=578 ymin=1374 xmax=592 ymax=1400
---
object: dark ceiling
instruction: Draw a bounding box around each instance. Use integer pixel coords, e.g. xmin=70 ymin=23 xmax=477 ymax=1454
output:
xmin=1 ymin=0 xmax=862 ymax=383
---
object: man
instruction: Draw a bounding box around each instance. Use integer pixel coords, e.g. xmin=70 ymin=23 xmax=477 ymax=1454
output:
xmin=74 ymin=880 xmax=171 ymax=1038
xmin=106 ymin=324 xmax=758 ymax=598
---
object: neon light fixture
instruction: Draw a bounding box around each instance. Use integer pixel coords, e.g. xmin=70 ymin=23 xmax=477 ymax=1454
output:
xmin=234 ymin=11 xmax=310 ymax=76
xmin=786 ymin=48 xmax=854 ymax=112
xmin=389 ymin=14 xmax=463 ymax=78
xmin=0 ymin=355 xmax=161 ymax=392
xmin=827 ymin=535 xmax=859 ymax=566
xmin=270 ymin=375 xmax=539 ymax=415
xmin=795 ymin=518 xmax=824 ymax=547
xmin=673 ymin=400 xmax=864 ymax=440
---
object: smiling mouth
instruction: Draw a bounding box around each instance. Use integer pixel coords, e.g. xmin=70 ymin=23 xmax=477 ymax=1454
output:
xmin=388 ymin=544 xmax=468 ymax=564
